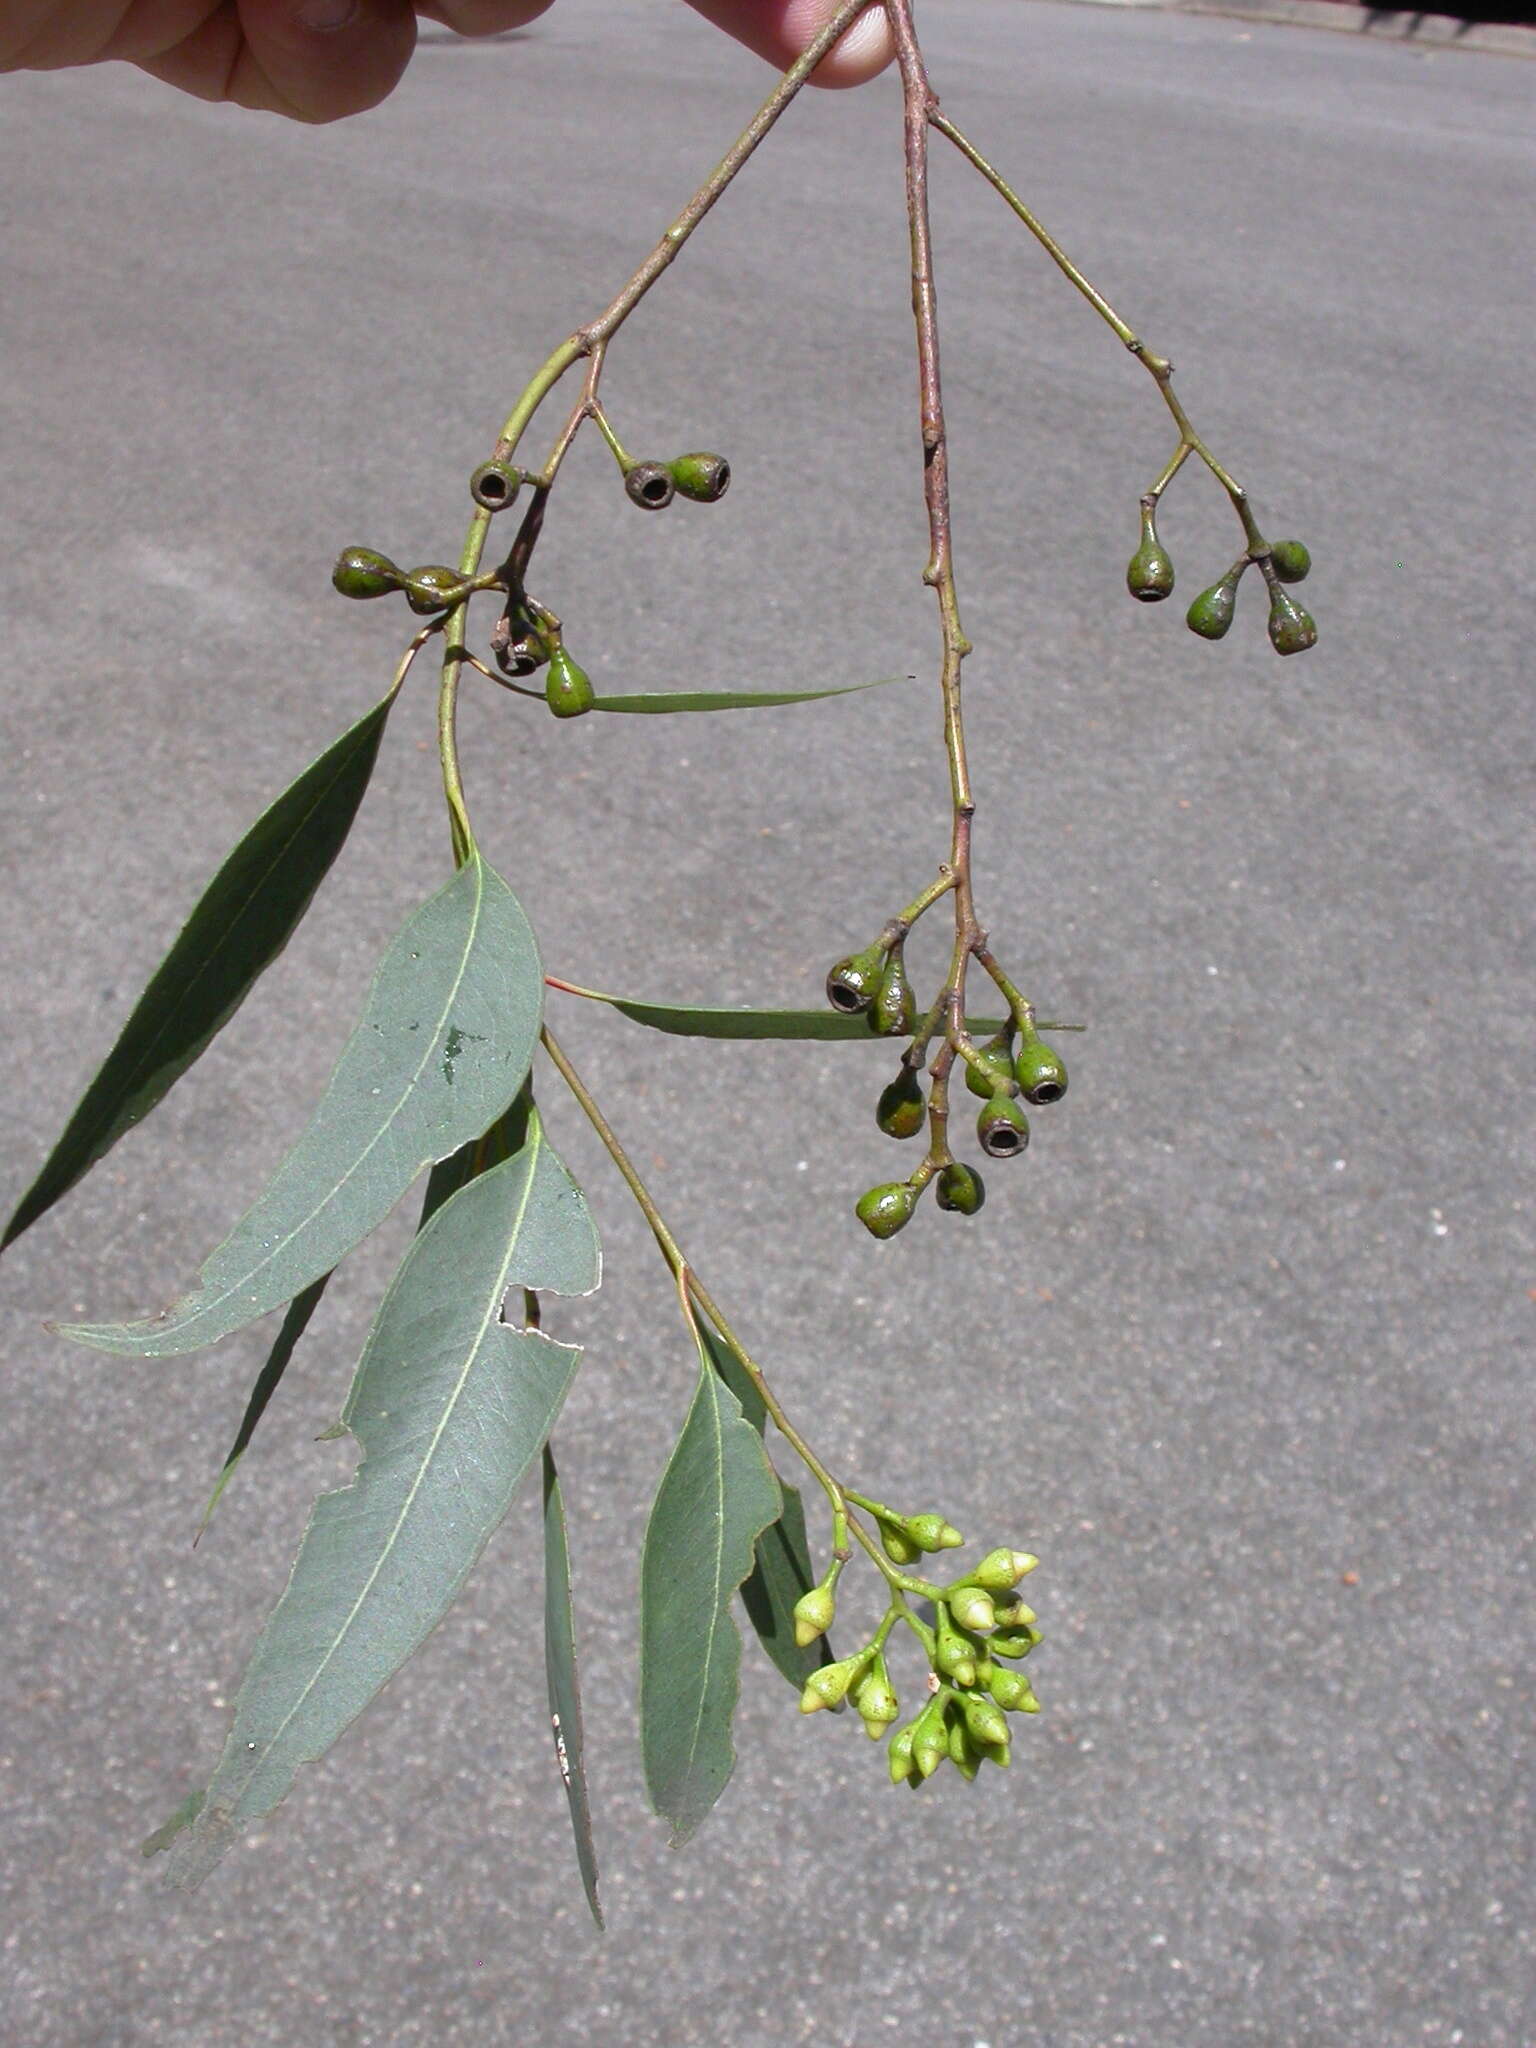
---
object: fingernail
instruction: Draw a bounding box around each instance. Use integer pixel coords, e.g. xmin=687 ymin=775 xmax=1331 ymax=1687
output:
xmin=297 ymin=0 xmax=359 ymax=30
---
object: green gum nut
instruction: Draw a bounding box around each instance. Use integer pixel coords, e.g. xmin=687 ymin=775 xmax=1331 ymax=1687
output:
xmin=624 ymin=461 xmax=675 ymax=511
xmin=935 ymin=1162 xmax=985 ymax=1215
xmin=870 ymin=950 xmax=917 ymax=1038
xmin=977 ymin=1094 xmax=1030 ymax=1159
xmin=907 ymin=1513 xmax=964 ymax=1553
xmin=1185 ymin=568 xmax=1242 ymax=641
xmin=856 ymin=1181 xmax=917 ymax=1241
xmin=876 ymin=1067 xmax=926 ymax=1141
xmin=1269 ymin=537 xmax=1311 ymax=584
xmin=332 ymin=546 xmax=402 ymax=600
xmin=964 ymin=1032 xmax=1016 ymax=1101
xmin=668 ymin=452 xmax=731 ymax=503
xmin=469 ymin=459 xmax=521 ymax=514
xmin=404 ymin=564 xmax=471 ymax=615
xmin=545 ymin=646 xmax=596 ymax=719
xmin=1014 ymin=1035 xmax=1068 ymax=1106
xmin=826 ymin=944 xmax=887 ymax=1015
xmin=1267 ymin=584 xmax=1318 ymax=656
xmin=1127 ymin=505 xmax=1175 ymax=602
xmin=950 ymin=1586 xmax=996 ymax=1634
xmin=792 ymin=1582 xmax=837 ymax=1649
xmin=878 ymin=1519 xmax=921 ymax=1565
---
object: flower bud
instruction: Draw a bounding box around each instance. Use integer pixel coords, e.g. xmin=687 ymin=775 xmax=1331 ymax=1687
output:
xmin=906 ymin=1513 xmax=964 ymax=1553
xmin=878 ymin=1519 xmax=921 ymax=1565
xmin=933 ymin=1615 xmax=977 ymax=1692
xmin=792 ymin=1581 xmax=837 ymax=1648
xmin=1186 ymin=565 xmax=1243 ymax=640
xmin=825 ymin=944 xmax=887 ymax=1015
xmin=960 ymin=1690 xmax=1011 ymax=1750
xmin=910 ymin=1699 xmax=949 ymax=1780
xmin=934 ymin=1162 xmax=985 ymax=1215
xmin=977 ymin=1094 xmax=1030 ymax=1159
xmin=887 ymin=1721 xmax=920 ymax=1786
xmin=1269 ymin=537 xmax=1311 ymax=584
xmin=469 ymin=459 xmax=522 ymax=514
xmin=876 ymin=1066 xmax=926 ymax=1140
xmin=624 ymin=461 xmax=675 ymax=511
xmin=986 ymin=1665 xmax=1036 ymax=1714
xmin=870 ymin=949 xmax=917 ymax=1038
xmin=1127 ymin=504 xmax=1175 ymax=602
xmin=987 ymin=1624 xmax=1043 ymax=1660
xmin=950 ymin=1586 xmax=996 ymax=1633
xmin=404 ymin=564 xmax=471 ymax=615
xmin=1267 ymin=584 xmax=1318 ymax=656
xmin=855 ymin=1181 xmax=917 ymax=1241
xmin=964 ymin=1031 xmax=1016 ymax=1101
xmin=964 ymin=1548 xmax=1039 ymax=1592
xmin=332 ymin=546 xmax=402 ymax=600
xmin=545 ymin=646 xmax=596 ymax=718
xmin=798 ymin=1650 xmax=871 ymax=1715
xmin=947 ymin=1710 xmax=982 ymax=1782
xmin=668 ymin=452 xmax=731 ymax=503
xmin=989 ymin=1597 xmax=1038 ymax=1630
xmin=1013 ymin=1035 xmax=1068 ymax=1106
xmin=854 ymin=1652 xmax=899 ymax=1735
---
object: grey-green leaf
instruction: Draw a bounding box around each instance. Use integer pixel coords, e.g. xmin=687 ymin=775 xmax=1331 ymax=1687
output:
xmin=639 ymin=1345 xmax=780 ymax=1846
xmin=590 ymin=677 xmax=906 ymax=714
xmin=697 ymin=1321 xmax=827 ymax=1687
xmin=194 ymin=1272 xmax=331 ymax=1544
xmin=59 ymin=851 xmax=542 ymax=1357
xmin=4 ymin=686 xmax=400 ymax=1251
xmin=547 ymin=982 xmax=1016 ymax=1042
xmin=542 ymin=1443 xmax=603 ymax=1930
xmin=740 ymin=1478 xmax=827 ymax=1689
xmin=153 ymin=1109 xmax=600 ymax=1890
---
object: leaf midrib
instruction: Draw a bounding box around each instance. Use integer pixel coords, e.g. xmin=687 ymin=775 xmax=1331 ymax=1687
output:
xmin=253 ymin=1122 xmax=545 ymax=1772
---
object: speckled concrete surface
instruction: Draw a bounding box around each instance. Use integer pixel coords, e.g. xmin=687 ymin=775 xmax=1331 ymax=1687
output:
xmin=1 ymin=4 xmax=1531 ymax=2043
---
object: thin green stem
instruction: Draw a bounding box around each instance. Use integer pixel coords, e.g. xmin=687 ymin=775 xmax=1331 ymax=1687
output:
xmin=539 ymin=1023 xmax=846 ymax=1521
xmin=931 ymin=107 xmax=1262 ymax=539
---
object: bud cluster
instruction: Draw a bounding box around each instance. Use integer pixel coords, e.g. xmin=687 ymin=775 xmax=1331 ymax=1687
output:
xmin=792 ymin=1499 xmax=1042 ymax=1788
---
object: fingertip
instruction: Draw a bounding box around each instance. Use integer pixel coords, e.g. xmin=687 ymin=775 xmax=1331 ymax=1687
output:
xmin=239 ymin=0 xmax=418 ymax=120
xmin=684 ymin=1 xmax=894 ymax=88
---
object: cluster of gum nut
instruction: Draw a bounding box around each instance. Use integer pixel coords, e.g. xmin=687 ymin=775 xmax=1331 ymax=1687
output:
xmin=330 ymin=450 xmax=732 ymax=719
xmin=823 ymin=941 xmax=1068 ymax=1239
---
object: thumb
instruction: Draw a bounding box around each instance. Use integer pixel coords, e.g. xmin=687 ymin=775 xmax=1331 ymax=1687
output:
xmin=682 ymin=0 xmax=893 ymax=87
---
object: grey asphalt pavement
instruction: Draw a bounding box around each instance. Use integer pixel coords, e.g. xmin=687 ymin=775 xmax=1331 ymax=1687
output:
xmin=2 ymin=3 xmax=1532 ymax=2044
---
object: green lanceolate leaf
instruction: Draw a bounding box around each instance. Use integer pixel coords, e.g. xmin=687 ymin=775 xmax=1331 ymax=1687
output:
xmin=698 ymin=1320 xmax=827 ymax=1688
xmin=546 ymin=982 xmax=1019 ymax=1042
xmin=58 ymin=851 xmax=542 ymax=1358
xmin=639 ymin=1324 xmax=781 ymax=1846
xmin=740 ymin=1478 xmax=826 ymax=1689
xmin=542 ymin=1443 xmax=603 ymax=1930
xmin=194 ymin=1273 xmax=331 ymax=1544
xmin=151 ymin=1109 xmax=600 ymax=1891
xmin=4 ymin=686 xmax=401 ymax=1252
xmin=590 ymin=677 xmax=907 ymax=714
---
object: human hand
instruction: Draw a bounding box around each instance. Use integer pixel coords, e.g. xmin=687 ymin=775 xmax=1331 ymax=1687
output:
xmin=0 ymin=0 xmax=891 ymax=125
